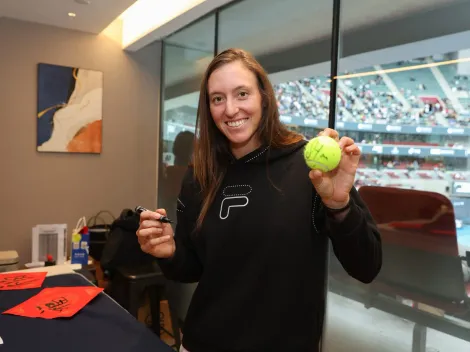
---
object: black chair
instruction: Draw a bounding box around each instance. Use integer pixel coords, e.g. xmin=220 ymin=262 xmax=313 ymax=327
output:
xmin=110 ymin=263 xmax=182 ymax=349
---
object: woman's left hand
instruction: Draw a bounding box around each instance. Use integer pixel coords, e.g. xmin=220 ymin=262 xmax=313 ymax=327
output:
xmin=308 ymin=128 xmax=361 ymax=209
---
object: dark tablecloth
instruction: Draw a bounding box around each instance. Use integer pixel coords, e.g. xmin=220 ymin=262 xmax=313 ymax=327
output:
xmin=0 ymin=272 xmax=173 ymax=352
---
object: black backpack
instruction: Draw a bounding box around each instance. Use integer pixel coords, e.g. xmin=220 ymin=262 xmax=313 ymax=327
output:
xmin=100 ymin=208 xmax=155 ymax=278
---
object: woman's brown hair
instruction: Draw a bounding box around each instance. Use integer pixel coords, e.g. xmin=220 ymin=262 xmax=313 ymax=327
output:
xmin=193 ymin=48 xmax=303 ymax=230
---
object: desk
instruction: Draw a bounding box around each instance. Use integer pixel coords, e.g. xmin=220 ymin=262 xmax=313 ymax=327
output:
xmin=0 ymin=272 xmax=173 ymax=352
xmin=10 ymin=263 xmax=77 ymax=276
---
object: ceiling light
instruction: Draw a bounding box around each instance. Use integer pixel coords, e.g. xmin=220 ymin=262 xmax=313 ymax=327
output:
xmin=75 ymin=0 xmax=91 ymax=4
xmin=68 ymin=12 xmax=77 ymax=17
xmin=120 ymin=0 xmax=207 ymax=47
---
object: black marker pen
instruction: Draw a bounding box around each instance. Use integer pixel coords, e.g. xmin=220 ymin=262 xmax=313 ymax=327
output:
xmin=134 ymin=206 xmax=174 ymax=224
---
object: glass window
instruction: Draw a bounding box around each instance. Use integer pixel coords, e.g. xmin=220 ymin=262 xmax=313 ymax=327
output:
xmin=157 ymin=14 xmax=215 ymax=325
xmin=217 ymin=0 xmax=334 ymax=162
xmin=157 ymin=0 xmax=470 ymax=349
xmin=323 ymin=1 xmax=470 ymax=351
xmin=158 ymin=14 xmax=215 ymax=218
xmin=218 ymin=0 xmax=332 ymax=74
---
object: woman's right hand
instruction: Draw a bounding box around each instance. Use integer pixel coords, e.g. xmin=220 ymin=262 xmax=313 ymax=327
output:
xmin=137 ymin=208 xmax=176 ymax=259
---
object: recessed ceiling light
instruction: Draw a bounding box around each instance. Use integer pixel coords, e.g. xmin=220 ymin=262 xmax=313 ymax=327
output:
xmin=68 ymin=12 xmax=77 ymax=17
xmin=75 ymin=0 xmax=91 ymax=4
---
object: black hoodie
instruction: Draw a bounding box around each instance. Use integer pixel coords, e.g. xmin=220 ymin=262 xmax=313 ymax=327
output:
xmin=157 ymin=139 xmax=382 ymax=352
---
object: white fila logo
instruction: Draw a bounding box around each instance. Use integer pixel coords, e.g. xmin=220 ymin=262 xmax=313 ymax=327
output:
xmin=219 ymin=196 xmax=249 ymax=220
xmin=219 ymin=184 xmax=252 ymax=220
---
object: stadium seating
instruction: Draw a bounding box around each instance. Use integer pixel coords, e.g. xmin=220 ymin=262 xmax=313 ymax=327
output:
xmin=329 ymin=186 xmax=470 ymax=351
xmin=274 ymin=55 xmax=470 ymax=127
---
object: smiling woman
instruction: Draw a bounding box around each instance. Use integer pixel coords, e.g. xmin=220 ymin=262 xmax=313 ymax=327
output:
xmin=138 ymin=47 xmax=381 ymax=352
xmin=193 ymin=48 xmax=304 ymax=229
xmin=208 ymin=61 xmax=263 ymax=158
xmin=152 ymin=0 xmax=470 ymax=351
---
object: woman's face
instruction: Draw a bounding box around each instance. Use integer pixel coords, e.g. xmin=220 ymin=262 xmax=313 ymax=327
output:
xmin=208 ymin=61 xmax=263 ymax=157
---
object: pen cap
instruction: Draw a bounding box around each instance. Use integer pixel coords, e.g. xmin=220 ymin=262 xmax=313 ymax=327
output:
xmin=135 ymin=206 xmax=148 ymax=214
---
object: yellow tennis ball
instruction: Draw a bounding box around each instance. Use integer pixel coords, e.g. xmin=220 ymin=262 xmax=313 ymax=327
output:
xmin=304 ymin=136 xmax=342 ymax=172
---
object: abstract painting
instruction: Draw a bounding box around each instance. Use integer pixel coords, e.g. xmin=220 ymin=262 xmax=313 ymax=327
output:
xmin=37 ymin=63 xmax=103 ymax=153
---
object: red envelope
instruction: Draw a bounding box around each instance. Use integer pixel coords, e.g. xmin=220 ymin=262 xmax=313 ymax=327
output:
xmin=3 ymin=286 xmax=103 ymax=319
xmin=0 ymin=272 xmax=47 ymax=290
